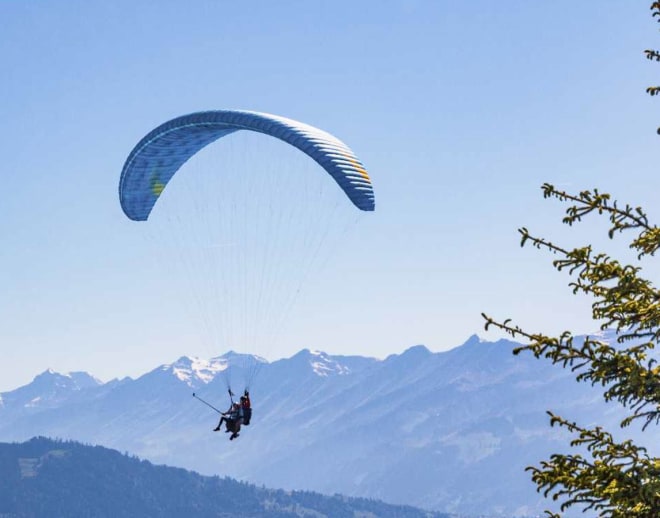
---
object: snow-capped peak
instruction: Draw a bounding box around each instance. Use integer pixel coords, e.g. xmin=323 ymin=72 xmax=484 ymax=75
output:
xmin=166 ymin=356 xmax=229 ymax=386
xmin=305 ymin=349 xmax=350 ymax=377
xmin=31 ymin=369 xmax=101 ymax=390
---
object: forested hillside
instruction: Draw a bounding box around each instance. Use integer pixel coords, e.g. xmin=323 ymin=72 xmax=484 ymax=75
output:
xmin=0 ymin=437 xmax=448 ymax=518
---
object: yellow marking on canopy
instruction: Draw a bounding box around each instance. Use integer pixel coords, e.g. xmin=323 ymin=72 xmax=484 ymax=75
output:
xmin=150 ymin=171 xmax=165 ymax=197
xmin=347 ymin=158 xmax=370 ymax=181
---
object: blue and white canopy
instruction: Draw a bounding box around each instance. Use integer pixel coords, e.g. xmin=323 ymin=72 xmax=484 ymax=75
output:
xmin=119 ymin=110 xmax=375 ymax=221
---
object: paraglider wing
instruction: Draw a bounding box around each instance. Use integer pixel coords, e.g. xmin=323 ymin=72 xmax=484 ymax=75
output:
xmin=119 ymin=110 xmax=375 ymax=221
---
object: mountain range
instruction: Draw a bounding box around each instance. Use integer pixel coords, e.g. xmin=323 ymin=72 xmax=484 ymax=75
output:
xmin=2 ymin=332 xmax=657 ymax=517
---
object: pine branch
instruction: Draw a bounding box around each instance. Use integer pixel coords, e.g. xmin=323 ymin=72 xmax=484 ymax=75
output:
xmin=527 ymin=412 xmax=660 ymax=517
xmin=645 ymin=50 xmax=660 ymax=61
xmin=541 ymin=184 xmax=659 ymax=259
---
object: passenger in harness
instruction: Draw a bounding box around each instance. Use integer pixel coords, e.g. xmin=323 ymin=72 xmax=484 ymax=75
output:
xmin=212 ymin=389 xmax=252 ymax=440
xmin=213 ymin=402 xmax=241 ymax=439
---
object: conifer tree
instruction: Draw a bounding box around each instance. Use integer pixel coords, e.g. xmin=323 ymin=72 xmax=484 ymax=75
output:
xmin=481 ymin=4 xmax=660 ymax=516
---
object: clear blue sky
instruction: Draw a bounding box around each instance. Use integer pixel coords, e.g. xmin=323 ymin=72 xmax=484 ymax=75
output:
xmin=2 ymin=1 xmax=659 ymax=391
